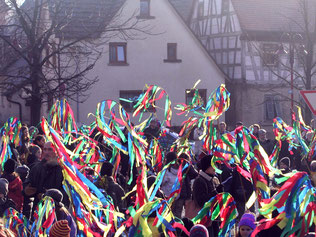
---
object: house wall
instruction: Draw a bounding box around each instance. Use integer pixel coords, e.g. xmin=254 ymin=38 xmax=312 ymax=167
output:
xmin=189 ymin=0 xmax=316 ymax=130
xmin=71 ymin=0 xmax=226 ymax=126
xmin=228 ymin=82 xmax=294 ymax=137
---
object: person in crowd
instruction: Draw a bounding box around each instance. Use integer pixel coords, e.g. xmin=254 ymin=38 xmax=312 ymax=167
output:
xmin=279 ymin=137 xmax=300 ymax=170
xmin=18 ymin=146 xmax=29 ymax=165
xmin=24 ymin=142 xmax=68 ymax=212
xmin=236 ymin=121 xmax=243 ymax=128
xmin=193 ymin=155 xmax=223 ymax=208
xmin=20 ymin=126 xmax=30 ymax=148
xmin=172 ymin=153 xmax=198 ymax=218
xmin=9 ymin=145 xmax=21 ymax=166
xmin=194 ymin=126 xmax=204 ymax=158
xmin=15 ymin=165 xmax=29 ymax=183
xmin=0 ymin=179 xmax=16 ymax=217
xmin=95 ymin=162 xmax=125 ymax=212
xmin=229 ymin=167 xmax=253 ymax=218
xmin=258 ymin=129 xmax=274 ymax=156
xmin=144 ymin=119 xmax=161 ymax=143
xmin=1 ymin=159 xmax=23 ymax=212
xmin=279 ymin=157 xmax=291 ymax=174
xmin=33 ymin=135 xmax=46 ymax=151
xmin=15 ymin=165 xmax=32 ymax=220
xmin=193 ymin=155 xmax=223 ymax=236
xmin=44 ymin=189 xmax=77 ymax=237
xmin=237 ymin=213 xmax=256 ymax=237
xmin=305 ymin=131 xmax=315 ymax=146
xmin=231 ymin=121 xmax=243 ymax=136
xmin=218 ymin=122 xmax=228 ymax=137
xmin=251 ymin=124 xmax=260 ymax=139
xmin=27 ymin=145 xmax=42 ymax=170
xmin=270 ymin=157 xmax=292 ymax=195
xmin=28 ymin=126 xmax=38 ymax=141
xmin=161 ymin=152 xmax=179 ymax=199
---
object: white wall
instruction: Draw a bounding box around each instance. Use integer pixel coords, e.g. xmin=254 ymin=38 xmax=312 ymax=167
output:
xmin=71 ymin=0 xmax=226 ymax=126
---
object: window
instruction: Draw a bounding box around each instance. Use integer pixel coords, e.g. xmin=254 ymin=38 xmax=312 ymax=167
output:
xmin=262 ymin=43 xmax=279 ymax=66
xmin=264 ymin=95 xmax=282 ymax=120
xmin=185 ymin=89 xmax=207 ymax=108
xmin=119 ymin=90 xmax=155 ymax=112
xmin=109 ymin=42 xmax=128 ymax=65
xmin=137 ymin=0 xmax=154 ymax=19
xmin=164 ymin=43 xmax=182 ymax=63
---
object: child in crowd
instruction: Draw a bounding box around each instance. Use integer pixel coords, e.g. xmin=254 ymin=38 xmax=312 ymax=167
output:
xmin=279 ymin=157 xmax=291 ymax=174
xmin=237 ymin=213 xmax=256 ymax=237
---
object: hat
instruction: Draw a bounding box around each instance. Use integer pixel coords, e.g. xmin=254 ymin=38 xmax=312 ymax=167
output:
xmin=100 ymin=162 xmax=114 ymax=177
xmin=15 ymin=165 xmax=30 ymax=181
xmin=44 ymin=189 xmax=63 ymax=207
xmin=279 ymin=157 xmax=290 ymax=168
xmin=49 ymin=220 xmax=71 ymax=237
xmin=199 ymin=155 xmax=212 ymax=172
xmin=258 ymin=129 xmax=267 ymax=135
xmin=3 ymin=159 xmax=16 ymax=174
xmin=0 ymin=178 xmax=9 ymax=197
xmin=238 ymin=213 xmax=256 ymax=230
xmin=189 ymin=224 xmax=209 ymax=237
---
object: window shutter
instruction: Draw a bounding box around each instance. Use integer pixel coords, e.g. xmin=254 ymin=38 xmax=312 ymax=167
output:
xmin=266 ymin=96 xmax=275 ymax=120
xmin=274 ymin=95 xmax=282 ymax=117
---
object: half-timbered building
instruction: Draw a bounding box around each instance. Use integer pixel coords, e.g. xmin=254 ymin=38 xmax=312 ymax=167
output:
xmin=182 ymin=0 xmax=316 ymax=131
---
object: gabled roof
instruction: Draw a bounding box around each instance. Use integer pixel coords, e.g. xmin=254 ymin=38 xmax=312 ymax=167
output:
xmin=168 ymin=0 xmax=195 ymax=23
xmin=55 ymin=0 xmax=126 ymax=39
xmin=22 ymin=0 xmax=126 ymax=39
xmin=231 ymin=0 xmax=316 ymax=34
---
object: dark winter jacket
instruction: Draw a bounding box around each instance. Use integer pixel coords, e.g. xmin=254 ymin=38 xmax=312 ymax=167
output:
xmin=179 ymin=165 xmax=198 ymax=200
xmin=230 ymin=169 xmax=253 ymax=203
xmin=193 ymin=171 xmax=223 ymax=208
xmin=95 ymin=176 xmax=125 ymax=212
xmin=0 ymin=199 xmax=16 ymax=217
xmin=259 ymin=139 xmax=274 ymax=156
xmin=26 ymin=160 xmax=68 ymax=207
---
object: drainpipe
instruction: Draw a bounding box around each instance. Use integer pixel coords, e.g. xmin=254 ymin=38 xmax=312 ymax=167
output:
xmin=6 ymin=96 xmax=22 ymax=122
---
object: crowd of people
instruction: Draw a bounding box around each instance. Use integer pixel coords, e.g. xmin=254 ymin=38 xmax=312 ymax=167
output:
xmin=0 ymin=115 xmax=314 ymax=237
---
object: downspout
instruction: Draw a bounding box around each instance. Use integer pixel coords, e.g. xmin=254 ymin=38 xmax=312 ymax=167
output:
xmin=6 ymin=96 xmax=22 ymax=122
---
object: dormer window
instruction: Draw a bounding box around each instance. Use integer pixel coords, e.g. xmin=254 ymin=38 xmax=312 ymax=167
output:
xmin=137 ymin=0 xmax=155 ymax=19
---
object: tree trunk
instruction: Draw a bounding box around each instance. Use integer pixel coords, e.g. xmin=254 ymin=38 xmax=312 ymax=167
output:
xmin=30 ymin=68 xmax=42 ymax=126
xmin=30 ymin=95 xmax=42 ymax=126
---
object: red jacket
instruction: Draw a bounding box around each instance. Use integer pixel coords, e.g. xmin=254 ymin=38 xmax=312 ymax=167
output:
xmin=6 ymin=174 xmax=23 ymax=212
